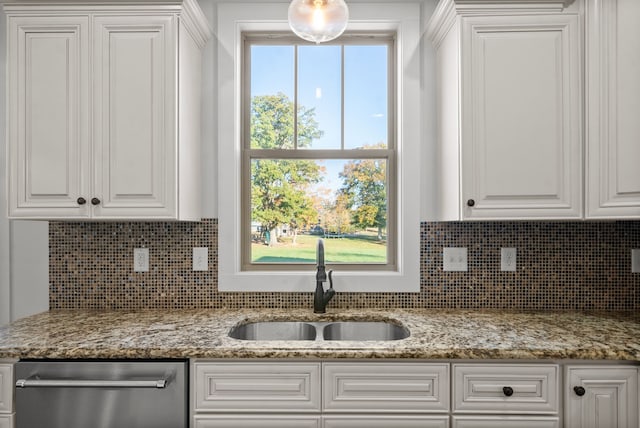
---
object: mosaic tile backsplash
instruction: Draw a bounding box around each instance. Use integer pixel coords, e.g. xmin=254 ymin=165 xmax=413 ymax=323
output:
xmin=50 ymin=219 xmax=640 ymax=310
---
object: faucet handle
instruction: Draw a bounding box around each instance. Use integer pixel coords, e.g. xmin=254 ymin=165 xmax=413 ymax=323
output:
xmin=328 ymin=270 xmax=334 ymax=289
xmin=316 ymin=264 xmax=327 ymax=282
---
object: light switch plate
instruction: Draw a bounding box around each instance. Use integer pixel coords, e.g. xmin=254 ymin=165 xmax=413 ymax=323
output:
xmin=501 ymin=247 xmax=517 ymax=272
xmin=133 ymin=248 xmax=149 ymax=272
xmin=443 ymin=247 xmax=467 ymax=271
xmin=632 ymin=249 xmax=640 ymax=273
xmin=193 ymin=247 xmax=209 ymax=271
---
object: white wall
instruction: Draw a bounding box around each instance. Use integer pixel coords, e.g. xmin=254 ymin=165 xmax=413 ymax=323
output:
xmin=8 ymin=222 xmax=49 ymax=321
xmin=199 ymin=0 xmax=218 ymax=218
xmin=421 ymin=0 xmax=438 ymax=220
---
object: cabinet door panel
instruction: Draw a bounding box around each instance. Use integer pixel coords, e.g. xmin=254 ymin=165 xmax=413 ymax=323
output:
xmin=93 ymin=15 xmax=176 ymax=218
xmin=323 ymin=363 xmax=449 ymax=413
xmin=460 ymin=14 xmax=581 ymax=219
xmin=7 ymin=17 xmax=89 ymax=218
xmin=193 ymin=362 xmax=321 ymax=412
xmin=565 ymin=366 xmax=639 ymax=428
xmin=586 ymin=0 xmax=640 ymax=217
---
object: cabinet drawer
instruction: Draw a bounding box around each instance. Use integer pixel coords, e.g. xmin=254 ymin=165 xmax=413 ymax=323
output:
xmin=323 ymin=363 xmax=449 ymax=413
xmin=194 ymin=415 xmax=321 ymax=428
xmin=452 ymin=415 xmax=559 ymax=428
xmin=193 ymin=362 xmax=321 ymax=412
xmin=323 ymin=415 xmax=449 ymax=428
xmin=453 ymin=364 xmax=559 ymax=414
xmin=0 ymin=365 xmax=12 ymax=413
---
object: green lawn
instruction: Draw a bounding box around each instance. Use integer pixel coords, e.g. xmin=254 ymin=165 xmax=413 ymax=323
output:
xmin=251 ymin=233 xmax=386 ymax=264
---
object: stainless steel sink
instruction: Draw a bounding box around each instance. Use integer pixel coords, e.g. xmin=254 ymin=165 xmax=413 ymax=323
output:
xmin=322 ymin=321 xmax=410 ymax=341
xmin=229 ymin=320 xmax=409 ymax=341
xmin=228 ymin=322 xmax=317 ymax=341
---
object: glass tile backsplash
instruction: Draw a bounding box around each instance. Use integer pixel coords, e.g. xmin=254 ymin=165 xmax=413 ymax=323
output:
xmin=49 ymin=219 xmax=640 ymax=310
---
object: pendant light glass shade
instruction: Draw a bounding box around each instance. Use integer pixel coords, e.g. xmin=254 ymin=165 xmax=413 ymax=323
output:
xmin=288 ymin=0 xmax=349 ymax=44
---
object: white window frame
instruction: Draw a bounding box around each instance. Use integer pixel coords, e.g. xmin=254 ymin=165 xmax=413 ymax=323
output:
xmin=218 ymin=2 xmax=421 ymax=292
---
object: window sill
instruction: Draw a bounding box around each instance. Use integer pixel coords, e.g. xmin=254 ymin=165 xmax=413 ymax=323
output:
xmin=218 ymin=269 xmax=420 ymax=293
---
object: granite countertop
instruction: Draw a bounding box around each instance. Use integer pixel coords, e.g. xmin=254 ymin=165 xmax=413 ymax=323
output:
xmin=0 ymin=309 xmax=639 ymax=360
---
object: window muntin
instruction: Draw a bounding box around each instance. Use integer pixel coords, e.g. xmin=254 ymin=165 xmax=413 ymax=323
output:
xmin=243 ymin=35 xmax=395 ymax=270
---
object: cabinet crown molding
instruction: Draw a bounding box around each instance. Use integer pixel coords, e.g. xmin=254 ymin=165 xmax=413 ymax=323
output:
xmin=426 ymin=0 xmax=574 ymax=46
xmin=2 ymin=0 xmax=212 ymax=48
xmin=180 ymin=0 xmax=213 ymax=48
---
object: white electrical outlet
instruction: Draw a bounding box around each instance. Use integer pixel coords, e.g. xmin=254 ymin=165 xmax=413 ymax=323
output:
xmin=443 ymin=247 xmax=467 ymax=271
xmin=193 ymin=247 xmax=208 ymax=271
xmin=133 ymin=248 xmax=149 ymax=272
xmin=501 ymin=247 xmax=517 ymax=271
xmin=632 ymin=249 xmax=640 ymax=273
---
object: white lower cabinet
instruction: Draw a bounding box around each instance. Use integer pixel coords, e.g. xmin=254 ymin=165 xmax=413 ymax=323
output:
xmin=452 ymin=415 xmax=559 ymax=427
xmin=191 ymin=360 xmax=640 ymax=428
xmin=0 ymin=365 xmax=12 ymax=413
xmin=192 ymin=361 xmax=450 ymax=427
xmin=565 ymin=365 xmax=639 ymax=428
xmin=0 ymin=363 xmax=14 ymax=428
xmin=0 ymin=416 xmax=14 ymax=428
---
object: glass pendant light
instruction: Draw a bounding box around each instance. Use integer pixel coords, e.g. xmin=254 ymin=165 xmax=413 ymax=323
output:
xmin=288 ymin=0 xmax=349 ymax=44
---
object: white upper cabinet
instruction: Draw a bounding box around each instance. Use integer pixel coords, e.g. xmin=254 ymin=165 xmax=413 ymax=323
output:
xmin=5 ymin=0 xmax=212 ymax=220
xmin=92 ymin=15 xmax=177 ymax=218
xmin=7 ymin=16 xmax=90 ymax=218
xmin=427 ymin=0 xmax=582 ymax=220
xmin=585 ymin=0 xmax=640 ymax=218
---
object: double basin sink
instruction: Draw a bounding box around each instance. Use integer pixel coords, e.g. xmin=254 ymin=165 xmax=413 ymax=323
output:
xmin=229 ymin=320 xmax=409 ymax=341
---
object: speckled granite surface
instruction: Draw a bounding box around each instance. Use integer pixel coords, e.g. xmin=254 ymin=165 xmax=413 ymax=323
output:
xmin=1 ymin=309 xmax=639 ymax=360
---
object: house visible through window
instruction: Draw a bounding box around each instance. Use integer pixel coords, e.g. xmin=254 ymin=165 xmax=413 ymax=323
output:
xmin=243 ymin=35 xmax=395 ymax=270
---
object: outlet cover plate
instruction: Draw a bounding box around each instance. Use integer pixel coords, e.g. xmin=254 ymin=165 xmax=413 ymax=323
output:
xmin=501 ymin=247 xmax=517 ymax=272
xmin=193 ymin=247 xmax=209 ymax=271
xmin=443 ymin=247 xmax=468 ymax=271
xmin=133 ymin=248 xmax=149 ymax=272
xmin=633 ymin=249 xmax=640 ymax=273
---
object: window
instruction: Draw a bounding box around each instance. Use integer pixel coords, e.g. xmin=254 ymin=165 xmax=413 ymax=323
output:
xmin=218 ymin=3 xmax=420 ymax=292
xmin=243 ymin=36 xmax=395 ymax=271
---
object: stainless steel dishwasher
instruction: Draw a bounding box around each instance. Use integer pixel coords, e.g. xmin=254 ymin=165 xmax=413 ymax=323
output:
xmin=14 ymin=360 xmax=187 ymax=428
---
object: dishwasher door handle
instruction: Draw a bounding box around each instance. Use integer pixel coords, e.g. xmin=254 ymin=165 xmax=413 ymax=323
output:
xmin=16 ymin=378 xmax=167 ymax=389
